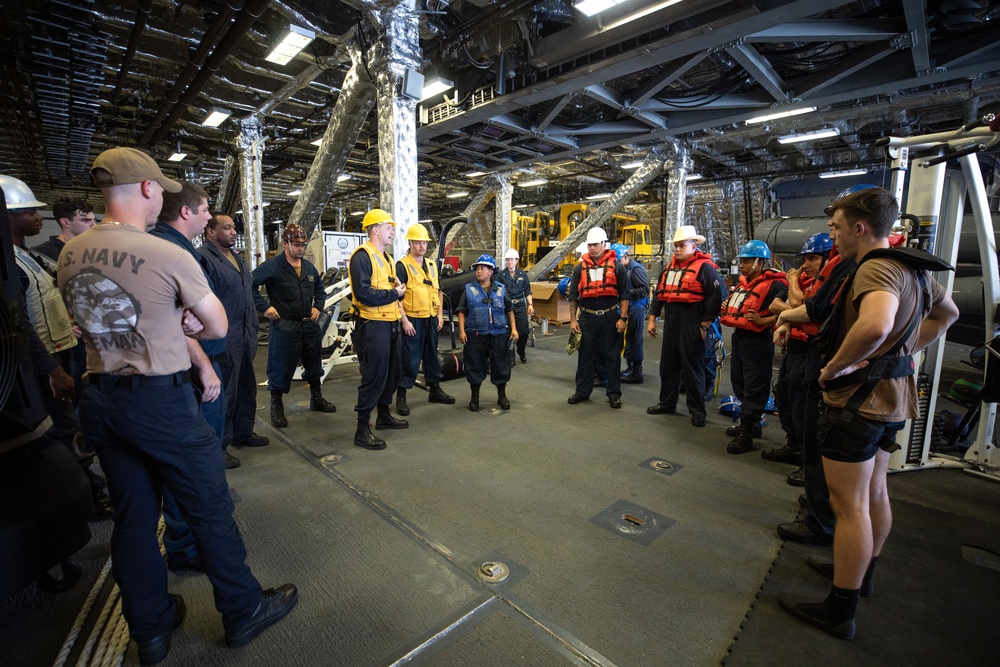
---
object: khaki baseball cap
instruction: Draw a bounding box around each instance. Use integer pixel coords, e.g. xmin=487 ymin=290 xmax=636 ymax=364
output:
xmin=91 ymin=147 xmax=182 ymax=193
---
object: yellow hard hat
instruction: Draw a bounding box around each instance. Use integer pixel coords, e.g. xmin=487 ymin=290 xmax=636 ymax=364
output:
xmin=362 ymin=208 xmax=395 ymax=229
xmin=405 ymin=223 xmax=431 ymax=241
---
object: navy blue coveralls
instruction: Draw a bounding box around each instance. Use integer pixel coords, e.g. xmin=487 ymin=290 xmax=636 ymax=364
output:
xmin=456 ymin=279 xmax=513 ymax=386
xmin=252 ymin=252 xmax=326 ymax=394
xmin=350 ymin=249 xmax=403 ymax=422
xmin=622 ymin=260 xmax=649 ymax=372
xmin=201 ymin=241 xmax=260 ymax=449
xmin=496 ymin=266 xmax=532 ymax=361
xmin=150 ymin=222 xmax=228 ymax=567
xmin=395 ymin=258 xmax=444 ymax=389
xmin=567 ymin=258 xmax=630 ymax=400
xmin=648 ymin=262 xmax=724 ymax=419
xmin=730 ymin=280 xmax=785 ymax=421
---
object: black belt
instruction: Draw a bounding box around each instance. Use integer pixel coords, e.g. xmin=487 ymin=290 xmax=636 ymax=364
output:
xmin=511 ymin=298 xmax=526 ymax=304
xmin=87 ymin=370 xmax=192 ymax=390
xmin=281 ymin=316 xmax=311 ymax=322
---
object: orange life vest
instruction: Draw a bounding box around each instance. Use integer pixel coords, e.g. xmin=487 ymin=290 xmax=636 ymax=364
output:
xmin=578 ymin=249 xmax=619 ymax=299
xmin=720 ymin=268 xmax=788 ymax=332
xmin=655 ymin=251 xmax=716 ymax=304
xmin=788 ymin=274 xmax=818 ymax=342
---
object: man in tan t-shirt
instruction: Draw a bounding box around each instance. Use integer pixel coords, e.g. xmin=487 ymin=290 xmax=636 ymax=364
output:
xmin=777 ymin=187 xmax=958 ymax=640
xmin=58 ymin=147 xmax=298 ymax=663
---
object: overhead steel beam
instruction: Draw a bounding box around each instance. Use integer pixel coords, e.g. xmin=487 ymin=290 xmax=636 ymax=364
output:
xmin=630 ymin=52 xmax=708 ymax=106
xmin=583 ymin=84 xmax=666 ymax=129
xmin=901 ymin=0 xmax=931 ymax=73
xmin=639 ymin=93 xmax=773 ymax=112
xmin=486 ymin=113 xmax=578 ymax=149
xmin=526 ymin=145 xmax=681 ymax=281
xmin=417 ymin=0 xmax=846 ymax=140
xmin=792 ymin=41 xmax=898 ymax=99
xmin=546 ymin=120 xmax=652 ymax=136
xmin=725 ymin=42 xmax=788 ymax=102
xmin=936 ymin=32 xmax=1000 ymax=70
xmin=746 ymin=19 xmax=903 ymax=42
xmin=535 ymin=95 xmax=571 ymax=131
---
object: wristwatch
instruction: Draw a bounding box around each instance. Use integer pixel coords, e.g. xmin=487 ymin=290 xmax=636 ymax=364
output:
xmin=619 ymin=317 xmax=628 ymax=323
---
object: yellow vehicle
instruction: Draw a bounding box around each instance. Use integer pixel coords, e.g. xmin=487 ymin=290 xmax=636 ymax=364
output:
xmin=511 ymin=204 xmax=651 ymax=272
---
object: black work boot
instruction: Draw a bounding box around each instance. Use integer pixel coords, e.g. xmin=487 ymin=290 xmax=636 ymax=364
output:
xmin=428 ymin=382 xmax=456 ymax=404
xmin=375 ymin=405 xmax=408 ymax=430
xmin=726 ymin=418 xmax=755 ymax=454
xmin=395 ymin=387 xmax=410 ymax=416
xmin=621 ymin=363 xmax=643 ymax=384
xmin=469 ymin=384 xmax=480 ymax=412
xmin=497 ymin=383 xmax=510 ymax=410
xmin=620 ymin=364 xmax=632 ymax=380
xmin=270 ymin=391 xmax=288 ymax=428
xmin=309 ymin=382 xmax=336 ymax=413
xmin=354 ymin=418 xmax=386 ymax=450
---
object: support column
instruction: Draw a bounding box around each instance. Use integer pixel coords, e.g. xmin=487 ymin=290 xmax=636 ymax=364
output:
xmin=288 ymin=47 xmax=376 ymax=238
xmin=367 ymin=0 xmax=421 ymax=260
xmin=237 ymin=115 xmax=266 ymax=270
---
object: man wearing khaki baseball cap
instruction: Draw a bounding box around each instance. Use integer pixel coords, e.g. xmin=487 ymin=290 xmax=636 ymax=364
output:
xmin=58 ymin=146 xmax=298 ymax=662
xmin=91 ymin=146 xmax=183 ymax=193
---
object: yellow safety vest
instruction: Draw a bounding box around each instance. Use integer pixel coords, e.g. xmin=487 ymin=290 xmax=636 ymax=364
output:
xmin=349 ymin=242 xmax=400 ymax=321
xmin=400 ymin=253 xmax=440 ymax=318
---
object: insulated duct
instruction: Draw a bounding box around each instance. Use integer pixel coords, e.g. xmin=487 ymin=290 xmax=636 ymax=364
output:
xmin=493 ymin=174 xmax=512 ymax=261
xmin=237 ymin=115 xmax=267 ymax=269
xmin=527 ymin=146 xmax=676 ymax=281
xmin=288 ymin=49 xmax=376 ymax=238
xmin=367 ymin=0 xmax=422 ymax=260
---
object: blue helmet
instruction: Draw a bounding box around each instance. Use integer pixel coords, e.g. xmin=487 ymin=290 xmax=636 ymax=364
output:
xmin=719 ymin=395 xmax=741 ymax=417
xmin=737 ymin=240 xmax=771 ymax=260
xmin=471 ymin=254 xmax=496 ymax=271
xmin=837 ymin=183 xmax=878 ymax=200
xmin=557 ymin=275 xmax=572 ymax=300
xmin=798 ymin=232 xmax=833 ymax=256
xmin=609 ymin=243 xmax=628 ymax=260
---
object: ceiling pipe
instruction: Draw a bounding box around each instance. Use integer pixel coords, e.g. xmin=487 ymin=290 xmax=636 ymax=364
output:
xmin=111 ymin=0 xmax=153 ymax=103
xmin=140 ymin=0 xmax=250 ymax=146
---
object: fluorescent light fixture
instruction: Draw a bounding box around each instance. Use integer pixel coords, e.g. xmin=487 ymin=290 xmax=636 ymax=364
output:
xmin=337 ymin=173 xmax=352 ymax=182
xmin=310 ymin=138 xmax=323 ymax=147
xmin=513 ymin=204 xmax=529 ymax=209
xmin=168 ymin=152 xmax=186 ymax=162
xmin=235 ymin=209 xmax=243 ymax=214
xmin=418 ymin=218 xmax=433 ymax=223
xmin=686 ymin=174 xmax=703 ymax=181
xmin=819 ymin=168 xmax=867 ymax=179
xmin=446 ymin=191 xmax=469 ymax=199
xmin=350 ymin=210 xmax=365 ymax=216
xmin=287 ymin=189 xmax=302 ymax=196
xmin=420 ymin=75 xmax=454 ymax=102
xmin=201 ymin=108 xmax=231 ymax=128
xmin=265 ymin=24 xmax=315 ymax=66
xmin=465 ymin=171 xmax=486 ymax=178
xmin=603 ymin=0 xmax=684 ymax=30
xmin=272 ymin=219 xmax=284 ymax=225
xmin=573 ymin=0 xmax=623 ymax=17
xmin=586 ymin=193 xmax=612 ymax=200
xmin=261 ymin=201 xmax=271 ymax=208
xmin=745 ymin=106 xmax=817 ymax=125
xmin=518 ymin=178 xmax=548 ymax=187
xmin=621 ymin=161 xmax=644 ymax=170
xmin=777 ymin=127 xmax=840 ymax=144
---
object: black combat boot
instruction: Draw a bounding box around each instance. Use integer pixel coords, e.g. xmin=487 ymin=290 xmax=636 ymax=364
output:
xmin=396 ymin=387 xmax=410 ymax=416
xmin=354 ymin=417 xmax=386 ymax=450
xmin=270 ymin=391 xmax=288 ymax=428
xmin=497 ymin=383 xmax=510 ymax=410
xmin=375 ymin=405 xmax=408 ymax=430
xmin=309 ymin=382 xmax=336 ymax=413
xmin=621 ymin=363 xmax=643 ymax=384
xmin=469 ymin=384 xmax=480 ymax=412
xmin=727 ymin=417 xmax=755 ymax=454
xmin=428 ymin=382 xmax=456 ymax=404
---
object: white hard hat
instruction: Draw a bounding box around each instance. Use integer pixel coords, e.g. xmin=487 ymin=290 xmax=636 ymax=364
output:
xmin=0 ymin=175 xmax=46 ymax=210
xmin=504 ymin=248 xmax=519 ymax=260
xmin=585 ymin=227 xmax=608 ymax=244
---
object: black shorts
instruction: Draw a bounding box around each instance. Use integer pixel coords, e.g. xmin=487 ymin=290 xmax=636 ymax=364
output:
xmin=818 ymin=404 xmax=905 ymax=463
